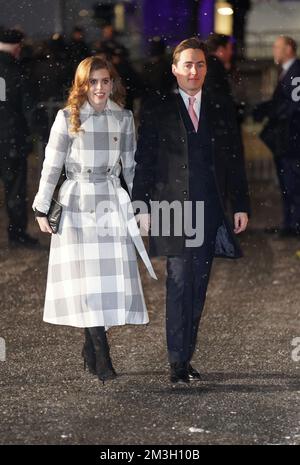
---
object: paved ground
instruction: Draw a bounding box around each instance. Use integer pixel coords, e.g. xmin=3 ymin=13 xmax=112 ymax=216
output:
xmin=0 ymin=155 xmax=299 ymax=445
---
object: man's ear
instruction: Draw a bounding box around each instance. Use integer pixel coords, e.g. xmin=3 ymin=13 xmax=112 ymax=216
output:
xmin=171 ymin=64 xmax=177 ymax=77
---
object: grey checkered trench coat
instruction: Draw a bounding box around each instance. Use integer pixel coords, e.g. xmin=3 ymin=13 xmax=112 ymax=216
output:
xmin=33 ymin=98 xmax=157 ymax=329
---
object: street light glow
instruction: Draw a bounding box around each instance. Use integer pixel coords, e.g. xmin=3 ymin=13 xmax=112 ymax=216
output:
xmin=217 ymin=7 xmax=234 ymax=16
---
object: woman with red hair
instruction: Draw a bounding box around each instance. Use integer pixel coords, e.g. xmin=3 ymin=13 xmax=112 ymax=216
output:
xmin=33 ymin=56 xmax=156 ymax=384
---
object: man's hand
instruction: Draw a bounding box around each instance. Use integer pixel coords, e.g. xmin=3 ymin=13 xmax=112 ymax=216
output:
xmin=234 ymin=212 xmax=248 ymax=234
xmin=36 ymin=216 xmax=52 ymax=234
xmin=136 ymin=213 xmax=150 ymax=236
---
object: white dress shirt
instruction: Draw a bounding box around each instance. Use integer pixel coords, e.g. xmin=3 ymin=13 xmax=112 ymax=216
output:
xmin=178 ymin=87 xmax=202 ymax=120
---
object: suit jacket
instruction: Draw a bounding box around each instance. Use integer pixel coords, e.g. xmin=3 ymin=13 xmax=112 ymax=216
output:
xmin=132 ymin=89 xmax=250 ymax=258
xmin=258 ymin=58 xmax=300 ymax=157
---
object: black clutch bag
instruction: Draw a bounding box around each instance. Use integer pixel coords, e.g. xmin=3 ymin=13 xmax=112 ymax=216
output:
xmin=47 ymin=198 xmax=63 ymax=234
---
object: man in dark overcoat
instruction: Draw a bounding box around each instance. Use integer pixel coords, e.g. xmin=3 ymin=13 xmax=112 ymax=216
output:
xmin=254 ymin=36 xmax=300 ymax=236
xmin=132 ymin=38 xmax=250 ymax=384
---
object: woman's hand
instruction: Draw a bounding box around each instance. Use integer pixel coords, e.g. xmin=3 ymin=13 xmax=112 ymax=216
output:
xmin=36 ymin=216 xmax=53 ymax=234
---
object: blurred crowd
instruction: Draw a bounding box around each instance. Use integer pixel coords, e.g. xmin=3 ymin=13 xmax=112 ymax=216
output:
xmin=18 ymin=25 xmax=175 ymax=111
xmin=0 ymin=24 xmax=177 ymax=246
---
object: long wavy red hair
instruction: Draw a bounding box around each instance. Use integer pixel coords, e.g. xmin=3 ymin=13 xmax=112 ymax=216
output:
xmin=66 ymin=56 xmax=126 ymax=134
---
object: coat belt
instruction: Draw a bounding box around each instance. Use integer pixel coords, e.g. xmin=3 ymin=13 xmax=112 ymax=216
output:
xmin=66 ymin=170 xmax=120 ymax=183
xmin=66 ymin=170 xmax=157 ymax=280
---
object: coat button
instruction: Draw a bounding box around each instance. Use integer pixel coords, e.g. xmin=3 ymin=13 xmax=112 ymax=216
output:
xmin=113 ymin=137 xmax=118 ymax=141
xmin=181 ymin=164 xmax=187 ymax=169
xmin=87 ymin=169 xmax=91 ymax=173
xmin=90 ymin=209 xmax=94 ymax=214
xmin=183 ymin=190 xmax=187 ymax=194
xmin=107 ymin=168 xmax=110 ymax=172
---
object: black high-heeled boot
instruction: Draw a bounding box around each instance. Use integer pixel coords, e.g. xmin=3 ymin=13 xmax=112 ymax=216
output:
xmin=82 ymin=329 xmax=96 ymax=375
xmin=87 ymin=326 xmax=117 ymax=384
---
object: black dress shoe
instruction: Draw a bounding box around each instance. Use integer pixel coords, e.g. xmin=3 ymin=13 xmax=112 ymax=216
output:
xmin=188 ymin=364 xmax=201 ymax=380
xmin=170 ymin=362 xmax=190 ymax=384
xmin=9 ymin=232 xmax=39 ymax=248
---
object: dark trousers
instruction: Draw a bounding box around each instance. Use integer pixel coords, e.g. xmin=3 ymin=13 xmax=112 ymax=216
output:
xmin=166 ymin=203 xmax=222 ymax=364
xmin=274 ymin=156 xmax=300 ymax=231
xmin=0 ymin=147 xmax=28 ymax=238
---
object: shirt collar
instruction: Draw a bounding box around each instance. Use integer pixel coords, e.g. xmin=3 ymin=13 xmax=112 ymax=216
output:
xmin=282 ymin=58 xmax=296 ymax=72
xmin=178 ymin=87 xmax=202 ymax=105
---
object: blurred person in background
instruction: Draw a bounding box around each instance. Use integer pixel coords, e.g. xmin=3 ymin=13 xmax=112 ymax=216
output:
xmin=141 ymin=36 xmax=174 ymax=102
xmin=92 ymin=24 xmax=126 ymax=58
xmin=111 ymin=45 xmax=143 ymax=111
xmin=205 ymin=33 xmax=234 ymax=98
xmin=205 ymin=33 xmax=246 ymax=125
xmin=67 ymin=26 xmax=90 ymax=76
xmin=253 ymin=36 xmax=300 ymax=237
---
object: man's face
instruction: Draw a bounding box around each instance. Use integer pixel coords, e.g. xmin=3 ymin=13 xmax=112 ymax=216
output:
xmin=172 ymin=48 xmax=207 ymax=95
xmin=273 ymin=37 xmax=288 ymax=65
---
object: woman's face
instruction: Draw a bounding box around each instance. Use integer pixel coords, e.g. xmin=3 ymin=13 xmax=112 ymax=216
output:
xmin=87 ymin=68 xmax=113 ymax=110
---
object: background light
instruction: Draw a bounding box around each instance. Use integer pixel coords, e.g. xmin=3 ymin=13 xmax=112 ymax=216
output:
xmin=215 ymin=2 xmax=233 ymax=35
xmin=217 ymin=7 xmax=234 ymax=16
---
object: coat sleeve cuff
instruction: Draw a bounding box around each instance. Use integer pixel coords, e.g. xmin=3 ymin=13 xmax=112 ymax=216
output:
xmin=34 ymin=208 xmax=47 ymax=218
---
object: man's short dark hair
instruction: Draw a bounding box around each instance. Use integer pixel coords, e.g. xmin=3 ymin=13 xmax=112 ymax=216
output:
xmin=206 ymin=33 xmax=232 ymax=54
xmin=173 ymin=37 xmax=208 ymax=65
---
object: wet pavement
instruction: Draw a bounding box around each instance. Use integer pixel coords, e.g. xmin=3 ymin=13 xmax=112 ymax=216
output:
xmin=0 ymin=156 xmax=299 ymax=445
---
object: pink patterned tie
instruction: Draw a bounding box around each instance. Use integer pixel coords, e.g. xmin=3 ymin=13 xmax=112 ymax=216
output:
xmin=188 ymin=96 xmax=198 ymax=132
